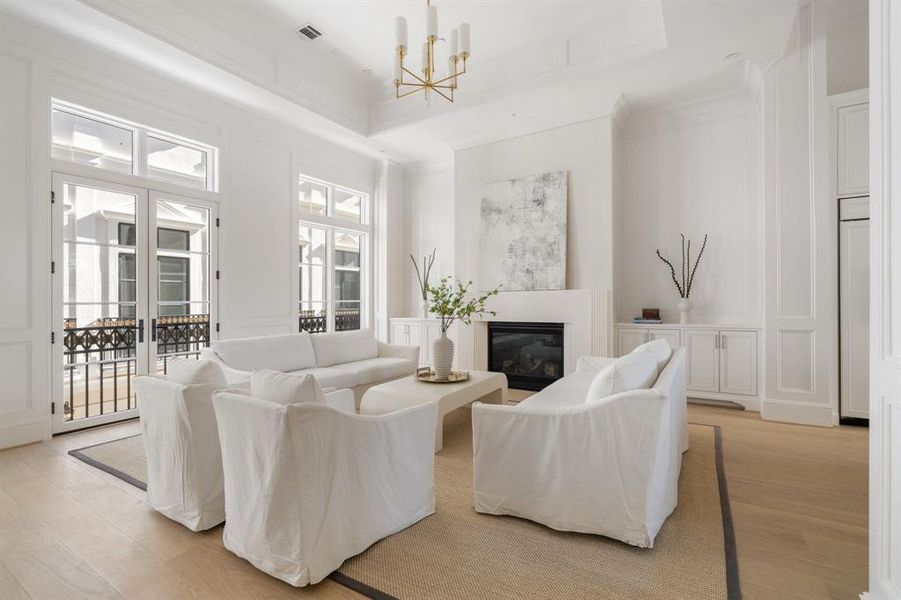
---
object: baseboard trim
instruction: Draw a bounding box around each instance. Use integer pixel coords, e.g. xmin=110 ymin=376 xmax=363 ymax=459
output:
xmin=688 ymin=391 xmax=760 ymax=412
xmin=761 ymin=398 xmax=835 ymax=427
xmin=0 ymin=416 xmax=47 ymax=450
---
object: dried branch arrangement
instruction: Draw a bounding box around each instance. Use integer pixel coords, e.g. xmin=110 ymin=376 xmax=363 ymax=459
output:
xmin=656 ymin=234 xmax=708 ymax=298
xmin=411 ymin=248 xmax=437 ymax=300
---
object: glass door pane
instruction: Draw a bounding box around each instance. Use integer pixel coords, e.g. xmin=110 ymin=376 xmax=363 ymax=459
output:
xmin=334 ymin=230 xmax=361 ymax=331
xmin=150 ymin=196 xmax=214 ymax=375
xmin=55 ymin=177 xmax=147 ymax=431
xmin=299 ymin=223 xmax=327 ymax=333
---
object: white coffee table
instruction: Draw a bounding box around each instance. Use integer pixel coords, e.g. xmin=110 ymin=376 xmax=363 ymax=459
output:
xmin=360 ymin=370 xmax=508 ymax=452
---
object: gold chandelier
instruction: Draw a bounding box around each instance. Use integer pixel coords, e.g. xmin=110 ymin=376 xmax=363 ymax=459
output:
xmin=394 ymin=0 xmax=470 ymax=103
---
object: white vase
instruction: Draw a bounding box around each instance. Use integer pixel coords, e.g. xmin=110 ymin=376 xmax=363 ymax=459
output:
xmin=421 ymin=298 xmax=430 ymax=319
xmin=432 ymin=332 xmax=454 ymax=379
xmin=678 ymin=297 xmax=693 ymax=324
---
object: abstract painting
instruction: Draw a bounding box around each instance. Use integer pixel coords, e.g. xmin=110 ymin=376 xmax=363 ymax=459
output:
xmin=478 ymin=170 xmax=567 ymax=291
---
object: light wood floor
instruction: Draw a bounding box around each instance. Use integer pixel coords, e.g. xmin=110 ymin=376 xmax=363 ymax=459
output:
xmin=0 ymin=402 xmax=867 ymax=600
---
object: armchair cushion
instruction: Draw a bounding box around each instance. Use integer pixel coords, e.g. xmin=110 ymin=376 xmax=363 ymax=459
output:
xmin=311 ymin=328 xmax=379 ymax=367
xmin=630 ymin=338 xmax=673 ymax=373
xmin=250 ymin=370 xmax=326 ymax=406
xmin=585 ymin=350 xmax=657 ymax=401
xmin=285 ymin=366 xmax=358 ymax=390
xmin=166 ymin=358 xmax=227 ymax=387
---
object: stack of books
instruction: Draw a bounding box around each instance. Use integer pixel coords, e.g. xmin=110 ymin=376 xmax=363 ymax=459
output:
xmin=632 ymin=317 xmax=663 ymax=324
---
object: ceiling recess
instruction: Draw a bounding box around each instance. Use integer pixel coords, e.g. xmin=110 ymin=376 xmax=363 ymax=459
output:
xmin=298 ymin=24 xmax=323 ymax=40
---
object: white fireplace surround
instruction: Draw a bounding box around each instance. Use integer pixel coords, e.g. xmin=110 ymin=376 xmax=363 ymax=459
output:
xmin=456 ymin=289 xmax=612 ymax=375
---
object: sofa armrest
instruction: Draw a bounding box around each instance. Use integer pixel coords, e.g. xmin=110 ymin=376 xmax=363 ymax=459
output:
xmin=377 ymin=341 xmax=420 ymax=365
xmin=575 ymin=355 xmax=617 ymax=373
xmin=200 ymin=348 xmax=252 ymax=385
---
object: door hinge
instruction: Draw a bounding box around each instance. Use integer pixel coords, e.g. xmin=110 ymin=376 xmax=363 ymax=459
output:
xmin=51 ymin=331 xmax=55 ymax=344
xmin=215 ymin=322 xmax=220 ymax=333
xmin=50 ymin=190 xmax=55 ymax=203
xmin=215 ymin=217 xmax=220 ymax=227
xmin=50 ymin=261 xmax=55 ymax=274
xmin=51 ymin=402 xmax=56 ymax=415
xmin=215 ymin=270 xmax=220 ymax=280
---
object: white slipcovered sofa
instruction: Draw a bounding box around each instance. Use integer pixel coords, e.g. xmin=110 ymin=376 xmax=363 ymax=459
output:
xmin=212 ymin=390 xmax=438 ymax=586
xmin=472 ymin=339 xmax=687 ymax=548
xmin=135 ymin=362 xmax=354 ymax=531
xmin=200 ymin=328 xmax=419 ymax=403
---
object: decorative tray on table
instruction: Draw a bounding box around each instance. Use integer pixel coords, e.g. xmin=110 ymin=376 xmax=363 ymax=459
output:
xmin=415 ymin=367 xmax=470 ymax=383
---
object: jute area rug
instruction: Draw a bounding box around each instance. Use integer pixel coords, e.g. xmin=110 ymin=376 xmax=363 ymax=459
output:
xmin=70 ymin=408 xmax=739 ymax=600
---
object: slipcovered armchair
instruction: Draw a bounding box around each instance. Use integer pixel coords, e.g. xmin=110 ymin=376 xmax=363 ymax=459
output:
xmin=135 ymin=375 xmax=354 ymax=531
xmin=472 ymin=348 xmax=686 ymax=548
xmin=211 ymin=392 xmax=438 ymax=586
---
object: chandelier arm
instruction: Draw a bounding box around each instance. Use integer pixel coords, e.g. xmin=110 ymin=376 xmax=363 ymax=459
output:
xmin=432 ymin=86 xmax=454 ymax=103
xmin=432 ymin=71 xmax=463 ymax=86
xmin=396 ymin=86 xmax=428 ymax=99
xmin=401 ymin=66 xmax=429 ymax=86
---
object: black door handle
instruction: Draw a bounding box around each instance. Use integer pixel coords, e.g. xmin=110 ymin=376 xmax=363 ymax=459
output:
xmin=151 ymin=318 xmax=158 ymax=342
xmin=137 ymin=319 xmax=144 ymax=343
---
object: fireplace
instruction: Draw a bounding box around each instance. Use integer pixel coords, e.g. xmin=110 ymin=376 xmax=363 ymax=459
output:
xmin=488 ymin=321 xmax=564 ymax=391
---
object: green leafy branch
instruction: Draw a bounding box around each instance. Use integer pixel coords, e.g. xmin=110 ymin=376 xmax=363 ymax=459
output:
xmin=426 ymin=277 xmax=501 ymax=334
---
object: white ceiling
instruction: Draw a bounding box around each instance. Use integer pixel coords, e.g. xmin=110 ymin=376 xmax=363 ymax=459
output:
xmin=9 ymin=0 xmax=861 ymax=166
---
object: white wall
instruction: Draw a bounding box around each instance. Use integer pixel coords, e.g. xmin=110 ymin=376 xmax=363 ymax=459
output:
xmin=452 ymin=117 xmax=614 ymax=368
xmin=827 ymin=23 xmax=868 ymax=96
xmin=616 ymin=98 xmax=764 ymax=325
xmin=405 ymin=163 xmax=455 ymax=315
xmin=761 ymin=3 xmax=838 ymax=427
xmin=454 ymin=117 xmax=614 ymax=291
xmin=0 ymin=14 xmax=404 ymax=448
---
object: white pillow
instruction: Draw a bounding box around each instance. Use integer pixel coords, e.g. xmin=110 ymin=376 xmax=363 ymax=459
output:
xmin=630 ymin=338 xmax=672 ymax=373
xmin=585 ymin=350 xmax=658 ymax=401
xmin=166 ymin=358 xmax=228 ymax=387
xmin=211 ymin=333 xmax=316 ymax=372
xmin=250 ymin=370 xmax=327 ymax=406
xmin=311 ymin=329 xmax=379 ymax=367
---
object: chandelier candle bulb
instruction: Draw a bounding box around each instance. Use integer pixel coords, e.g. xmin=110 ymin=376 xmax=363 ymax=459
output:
xmin=395 ymin=16 xmax=407 ymax=50
xmin=459 ymin=22 xmax=471 ymax=55
xmin=427 ymin=4 xmax=438 ymax=40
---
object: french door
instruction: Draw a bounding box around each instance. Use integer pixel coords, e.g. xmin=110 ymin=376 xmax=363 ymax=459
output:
xmin=51 ymin=173 xmax=217 ymax=433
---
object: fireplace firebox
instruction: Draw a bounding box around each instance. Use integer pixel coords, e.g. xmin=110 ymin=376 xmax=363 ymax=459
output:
xmin=488 ymin=321 xmax=564 ymax=391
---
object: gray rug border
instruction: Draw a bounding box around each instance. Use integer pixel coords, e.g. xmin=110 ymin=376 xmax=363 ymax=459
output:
xmin=68 ymin=433 xmax=147 ymax=491
xmin=66 ymin=424 xmax=740 ymax=600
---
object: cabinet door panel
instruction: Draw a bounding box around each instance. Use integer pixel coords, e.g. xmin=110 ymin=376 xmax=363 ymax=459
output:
xmin=650 ymin=329 xmax=680 ymax=349
xmin=617 ymin=328 xmax=647 ymax=357
xmin=837 ymin=103 xmax=869 ymax=197
xmin=408 ymin=323 xmax=425 ymax=365
xmin=840 ymin=220 xmax=870 ymax=418
xmin=684 ymin=329 xmax=719 ymax=393
xmin=390 ymin=322 xmax=408 ymax=346
xmin=719 ymin=330 xmax=758 ymax=396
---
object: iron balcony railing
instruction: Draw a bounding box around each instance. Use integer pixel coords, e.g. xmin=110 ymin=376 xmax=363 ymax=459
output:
xmin=299 ymin=309 xmax=361 ymax=334
xmin=62 ymin=314 xmax=210 ymax=422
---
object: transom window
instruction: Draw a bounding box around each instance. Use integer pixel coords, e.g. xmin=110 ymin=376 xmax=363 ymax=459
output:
xmin=51 ymin=100 xmax=217 ymax=191
xmin=298 ymin=176 xmax=370 ymax=333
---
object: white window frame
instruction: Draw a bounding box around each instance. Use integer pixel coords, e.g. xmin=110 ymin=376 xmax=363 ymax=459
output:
xmin=51 ymin=99 xmax=219 ymax=192
xmin=298 ymin=175 xmax=371 ymax=333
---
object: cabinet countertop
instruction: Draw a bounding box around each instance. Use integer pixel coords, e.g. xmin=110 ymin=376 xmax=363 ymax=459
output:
xmin=615 ymin=322 xmax=762 ymax=330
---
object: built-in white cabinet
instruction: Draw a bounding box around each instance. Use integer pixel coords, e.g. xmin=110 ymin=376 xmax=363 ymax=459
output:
xmin=616 ymin=327 xmax=680 ymax=355
xmin=683 ymin=329 xmax=720 ymax=393
xmin=614 ymin=324 xmax=760 ymax=406
xmin=717 ymin=330 xmax=758 ymax=396
xmin=390 ymin=318 xmax=458 ymax=368
xmin=685 ymin=328 xmax=758 ymax=397
xmin=836 ymin=100 xmax=869 ymax=198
